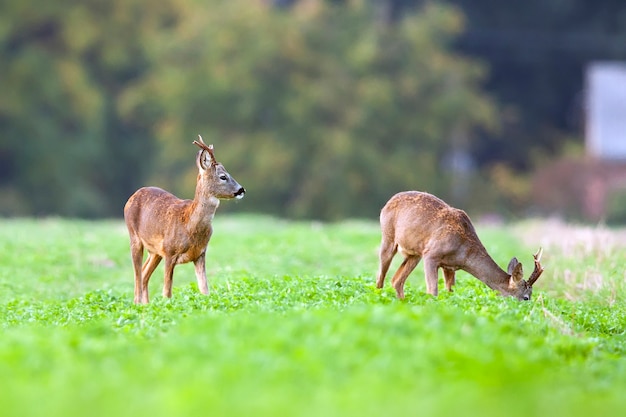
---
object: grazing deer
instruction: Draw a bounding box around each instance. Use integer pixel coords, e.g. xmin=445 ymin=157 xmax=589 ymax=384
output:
xmin=124 ymin=135 xmax=245 ymax=304
xmin=376 ymin=191 xmax=543 ymax=300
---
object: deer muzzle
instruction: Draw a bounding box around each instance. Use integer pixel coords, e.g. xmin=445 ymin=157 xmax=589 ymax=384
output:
xmin=234 ymin=187 xmax=246 ymax=199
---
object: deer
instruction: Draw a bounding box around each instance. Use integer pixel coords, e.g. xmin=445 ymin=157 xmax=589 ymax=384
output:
xmin=123 ymin=135 xmax=245 ymax=304
xmin=376 ymin=191 xmax=544 ymax=300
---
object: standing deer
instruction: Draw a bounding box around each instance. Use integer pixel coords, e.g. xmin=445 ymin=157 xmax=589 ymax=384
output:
xmin=124 ymin=135 xmax=245 ymax=304
xmin=376 ymin=191 xmax=543 ymax=300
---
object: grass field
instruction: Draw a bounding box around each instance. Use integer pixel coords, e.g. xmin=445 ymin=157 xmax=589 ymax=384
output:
xmin=1 ymin=215 xmax=625 ymax=417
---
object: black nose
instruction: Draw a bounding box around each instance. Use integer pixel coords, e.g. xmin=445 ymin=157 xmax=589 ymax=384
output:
xmin=235 ymin=187 xmax=245 ymax=197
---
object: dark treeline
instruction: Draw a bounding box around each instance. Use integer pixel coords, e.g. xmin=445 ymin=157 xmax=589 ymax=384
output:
xmin=451 ymin=0 xmax=626 ymax=167
xmin=1 ymin=0 xmax=624 ymax=220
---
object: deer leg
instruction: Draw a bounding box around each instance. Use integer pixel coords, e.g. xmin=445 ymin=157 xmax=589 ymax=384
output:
xmin=423 ymin=258 xmax=440 ymax=297
xmin=391 ymin=255 xmax=420 ymax=299
xmin=140 ymin=253 xmax=162 ymax=304
xmin=376 ymin=239 xmax=397 ymax=289
xmin=194 ymin=252 xmax=209 ymax=295
xmin=130 ymin=240 xmax=144 ymax=304
xmin=443 ymin=268 xmax=456 ymax=292
xmin=162 ymin=257 xmax=176 ymax=299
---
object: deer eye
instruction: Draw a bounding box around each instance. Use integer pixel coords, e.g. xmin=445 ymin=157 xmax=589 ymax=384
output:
xmin=219 ymin=175 xmax=228 ymax=181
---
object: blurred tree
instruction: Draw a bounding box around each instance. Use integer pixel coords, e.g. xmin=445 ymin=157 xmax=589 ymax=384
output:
xmin=0 ymin=0 xmax=497 ymax=219
xmin=126 ymin=0 xmax=496 ymax=220
xmin=350 ymin=0 xmax=626 ymax=218
xmin=0 ymin=0 xmax=177 ymax=216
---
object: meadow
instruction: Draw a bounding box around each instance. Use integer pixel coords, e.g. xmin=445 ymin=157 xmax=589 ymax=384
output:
xmin=0 ymin=215 xmax=625 ymax=417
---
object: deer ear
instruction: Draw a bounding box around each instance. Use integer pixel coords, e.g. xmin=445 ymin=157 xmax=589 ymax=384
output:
xmin=507 ymin=257 xmax=519 ymax=275
xmin=509 ymin=262 xmax=524 ymax=287
xmin=193 ymin=135 xmax=217 ymax=170
xmin=196 ymin=149 xmax=215 ymax=170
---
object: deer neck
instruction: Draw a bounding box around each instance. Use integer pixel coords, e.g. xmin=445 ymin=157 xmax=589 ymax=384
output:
xmin=462 ymin=250 xmax=511 ymax=293
xmin=187 ymin=186 xmax=220 ymax=230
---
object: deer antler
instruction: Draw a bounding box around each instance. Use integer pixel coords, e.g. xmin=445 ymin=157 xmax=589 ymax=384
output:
xmin=193 ymin=135 xmax=216 ymax=163
xmin=527 ymin=247 xmax=544 ymax=286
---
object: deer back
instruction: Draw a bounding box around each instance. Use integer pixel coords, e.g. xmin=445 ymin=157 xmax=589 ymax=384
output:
xmin=381 ymin=191 xmax=484 ymax=260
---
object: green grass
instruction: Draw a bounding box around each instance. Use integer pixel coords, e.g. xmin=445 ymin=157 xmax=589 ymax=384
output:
xmin=1 ymin=215 xmax=625 ymax=417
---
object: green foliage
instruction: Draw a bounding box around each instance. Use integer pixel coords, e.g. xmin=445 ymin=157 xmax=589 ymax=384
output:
xmin=0 ymin=0 xmax=176 ymax=216
xmin=1 ymin=216 xmax=626 ymax=417
xmin=133 ymin=0 xmax=496 ymax=219
xmin=0 ymin=0 xmax=496 ymax=219
xmin=3 ymin=0 xmax=625 ymax=220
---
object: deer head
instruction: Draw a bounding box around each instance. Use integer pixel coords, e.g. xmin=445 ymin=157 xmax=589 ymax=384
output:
xmin=505 ymin=247 xmax=544 ymax=300
xmin=193 ymin=135 xmax=245 ymax=200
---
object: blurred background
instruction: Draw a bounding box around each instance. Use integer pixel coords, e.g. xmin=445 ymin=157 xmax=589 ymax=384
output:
xmin=1 ymin=0 xmax=625 ymax=222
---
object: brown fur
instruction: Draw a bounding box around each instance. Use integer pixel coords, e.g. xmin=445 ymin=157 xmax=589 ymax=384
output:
xmin=124 ymin=137 xmax=245 ymax=304
xmin=376 ymin=191 xmax=542 ymax=300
